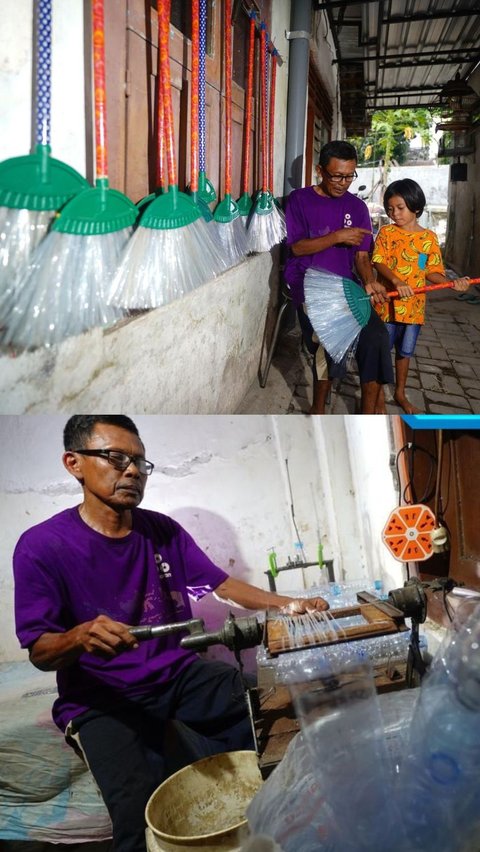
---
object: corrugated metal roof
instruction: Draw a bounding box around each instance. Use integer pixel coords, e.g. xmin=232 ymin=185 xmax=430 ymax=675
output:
xmin=315 ymin=0 xmax=480 ymax=133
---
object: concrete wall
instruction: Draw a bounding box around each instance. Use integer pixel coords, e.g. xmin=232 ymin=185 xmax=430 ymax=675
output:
xmin=0 ymin=253 xmax=272 ymax=413
xmin=0 ymin=414 xmax=402 ymax=665
xmin=353 ymin=165 xmax=450 ymax=209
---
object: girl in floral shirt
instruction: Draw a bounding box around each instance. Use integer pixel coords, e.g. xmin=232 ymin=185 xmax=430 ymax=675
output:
xmin=372 ymin=178 xmax=469 ymax=413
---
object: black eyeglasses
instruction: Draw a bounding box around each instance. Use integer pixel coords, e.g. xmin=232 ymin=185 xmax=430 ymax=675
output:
xmin=73 ymin=449 xmax=154 ymax=476
xmin=322 ymin=168 xmax=358 ymax=184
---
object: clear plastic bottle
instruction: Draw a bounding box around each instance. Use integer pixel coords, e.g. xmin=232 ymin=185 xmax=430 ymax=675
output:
xmin=397 ymin=602 xmax=480 ymax=851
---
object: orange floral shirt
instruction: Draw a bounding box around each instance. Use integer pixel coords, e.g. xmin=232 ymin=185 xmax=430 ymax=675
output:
xmin=372 ymin=225 xmax=445 ymax=325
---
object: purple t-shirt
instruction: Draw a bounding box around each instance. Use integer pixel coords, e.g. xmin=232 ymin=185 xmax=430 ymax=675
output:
xmin=284 ymin=186 xmax=373 ymax=306
xmin=13 ymin=506 xmax=229 ymax=731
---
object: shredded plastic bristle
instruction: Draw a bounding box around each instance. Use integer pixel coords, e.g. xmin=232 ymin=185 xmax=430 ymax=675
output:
xmin=0 ymin=207 xmax=55 ymax=299
xmin=0 ymin=229 xmax=129 ymax=350
xmin=304 ymin=268 xmax=372 ymax=363
xmin=107 ymin=218 xmax=228 ymax=310
xmin=211 ymin=215 xmax=249 ymax=269
xmin=247 ymin=192 xmax=286 ymax=253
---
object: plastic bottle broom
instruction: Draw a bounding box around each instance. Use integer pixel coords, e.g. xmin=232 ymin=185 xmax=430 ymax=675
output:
xmin=246 ymin=23 xmax=275 ymax=252
xmin=305 ymin=268 xmax=480 ymax=364
xmin=0 ymin=0 xmax=88 ymax=304
xmin=236 ymin=10 xmax=257 ymax=221
xmin=108 ymin=0 xmax=226 ymax=311
xmin=1 ymin=0 xmax=137 ymax=350
xmin=212 ymin=0 xmax=249 ymax=267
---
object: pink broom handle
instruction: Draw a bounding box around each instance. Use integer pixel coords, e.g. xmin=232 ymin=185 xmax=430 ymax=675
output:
xmin=92 ymin=0 xmax=108 ymax=180
xmin=241 ymin=13 xmax=256 ymax=195
xmin=158 ymin=0 xmax=176 ymax=187
xmin=260 ymin=23 xmax=268 ymax=193
xmin=190 ymin=0 xmax=199 ymax=193
xmin=268 ymin=47 xmax=277 ymax=193
xmin=224 ymin=0 xmax=233 ymax=196
xmin=386 ymin=276 xmax=479 ymax=298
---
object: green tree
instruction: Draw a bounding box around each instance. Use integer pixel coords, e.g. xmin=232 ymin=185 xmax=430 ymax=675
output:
xmin=350 ymin=108 xmax=440 ymax=193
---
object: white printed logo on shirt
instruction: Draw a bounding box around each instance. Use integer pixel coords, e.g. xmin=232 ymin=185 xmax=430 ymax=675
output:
xmin=344 ymin=213 xmax=352 ymax=228
xmin=154 ymin=552 xmax=171 ymax=579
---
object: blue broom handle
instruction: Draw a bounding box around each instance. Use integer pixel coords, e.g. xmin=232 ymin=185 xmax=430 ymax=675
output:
xmin=198 ymin=0 xmax=207 ymax=173
xmin=35 ymin=0 xmax=52 ymax=147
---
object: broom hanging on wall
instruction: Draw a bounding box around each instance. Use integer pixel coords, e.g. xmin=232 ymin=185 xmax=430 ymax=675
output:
xmin=1 ymin=0 xmax=137 ymax=351
xmin=304 ymin=268 xmax=479 ymax=364
xmin=265 ymin=46 xmax=286 ymax=246
xmin=236 ymin=10 xmax=257 ymax=222
xmin=246 ymin=23 xmax=276 ymax=253
xmin=108 ymin=0 xmax=226 ymax=311
xmin=0 ymin=0 xmax=88 ymax=308
xmin=196 ymin=0 xmax=216 ymax=218
xmin=212 ymin=0 xmax=249 ymax=267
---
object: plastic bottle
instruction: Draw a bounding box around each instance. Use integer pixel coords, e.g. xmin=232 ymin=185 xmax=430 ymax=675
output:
xmin=396 ymin=602 xmax=480 ymax=851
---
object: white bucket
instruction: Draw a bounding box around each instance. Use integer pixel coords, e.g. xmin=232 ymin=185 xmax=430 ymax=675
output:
xmin=145 ymin=750 xmax=263 ymax=851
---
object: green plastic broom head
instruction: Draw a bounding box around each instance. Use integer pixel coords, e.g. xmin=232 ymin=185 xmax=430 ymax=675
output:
xmin=213 ymin=193 xmax=240 ymax=224
xmin=343 ymin=275 xmax=373 ymax=326
xmin=0 ymin=144 xmax=88 ymax=211
xmin=186 ymin=188 xmax=214 ymax=222
xmin=198 ymin=171 xmax=217 ymax=205
xmin=139 ymin=184 xmax=202 ymax=230
xmin=53 ymin=178 xmax=138 ymax=235
xmin=236 ymin=191 xmax=253 ymax=217
xmin=250 ymin=189 xmax=274 ymax=217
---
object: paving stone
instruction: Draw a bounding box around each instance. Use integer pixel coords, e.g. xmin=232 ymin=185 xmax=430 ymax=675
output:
xmin=464 ymin=386 xmax=480 ymax=400
xmin=420 ymin=373 xmax=441 ymax=391
xmin=441 ymin=375 xmax=464 ymax=395
xmin=416 ymin=359 xmax=451 ymax=371
xmin=453 ymin=362 xmax=477 ymax=378
xmin=425 ymin=391 xmax=473 ymax=411
xmin=428 ymin=404 xmax=473 ymax=414
xmin=470 ymin=399 xmax=480 ymax=414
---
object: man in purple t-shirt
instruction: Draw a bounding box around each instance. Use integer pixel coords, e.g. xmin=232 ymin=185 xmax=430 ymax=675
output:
xmin=14 ymin=415 xmax=329 ymax=852
xmin=284 ymin=140 xmax=393 ymax=414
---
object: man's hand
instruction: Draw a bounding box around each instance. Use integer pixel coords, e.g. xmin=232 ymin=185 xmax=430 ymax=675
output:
xmin=77 ymin=615 xmax=139 ymax=658
xmin=280 ymin=597 xmax=329 ymax=615
xmin=335 ymin=227 xmax=372 ymax=247
xmin=365 ymin=279 xmax=389 ymax=305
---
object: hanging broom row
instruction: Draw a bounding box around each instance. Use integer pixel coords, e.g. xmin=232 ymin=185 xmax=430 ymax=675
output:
xmin=108 ymin=0 xmax=226 ymax=311
xmin=237 ymin=10 xmax=257 ymax=222
xmin=0 ymin=0 xmax=88 ymax=311
xmin=0 ymin=0 xmax=137 ymax=351
xmin=265 ymin=47 xmax=286 ymax=244
xmin=212 ymin=0 xmax=249 ymax=267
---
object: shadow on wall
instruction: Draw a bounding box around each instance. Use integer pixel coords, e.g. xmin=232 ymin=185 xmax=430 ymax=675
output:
xmin=170 ymin=507 xmax=260 ymax=675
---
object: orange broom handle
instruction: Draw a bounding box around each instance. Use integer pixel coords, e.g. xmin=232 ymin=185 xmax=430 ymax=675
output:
xmin=268 ymin=48 xmax=277 ymax=194
xmin=224 ymin=0 xmax=232 ymax=196
xmin=158 ymin=0 xmax=176 ymax=187
xmin=386 ymin=277 xmax=479 ymax=298
xmin=260 ymin=23 xmax=268 ymax=193
xmin=155 ymin=42 xmax=165 ymax=189
xmin=190 ymin=0 xmax=199 ymax=193
xmin=241 ymin=13 xmax=256 ymax=195
xmin=92 ymin=0 xmax=108 ymax=180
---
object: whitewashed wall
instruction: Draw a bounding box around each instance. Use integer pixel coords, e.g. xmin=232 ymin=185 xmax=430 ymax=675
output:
xmin=0 ymin=414 xmax=403 ymax=666
xmin=0 ymin=0 xmax=86 ymax=176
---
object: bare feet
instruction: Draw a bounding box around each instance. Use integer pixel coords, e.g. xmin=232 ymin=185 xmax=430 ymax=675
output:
xmin=394 ymin=392 xmax=422 ymax=414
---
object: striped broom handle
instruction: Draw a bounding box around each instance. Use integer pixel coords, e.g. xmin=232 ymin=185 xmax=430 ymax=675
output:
xmin=190 ymin=0 xmax=200 ymax=193
xmin=268 ymin=48 xmax=277 ymax=194
xmin=260 ymin=23 xmax=268 ymax=193
xmin=92 ymin=0 xmax=108 ymax=181
xmin=224 ymin=0 xmax=233 ymax=196
xmin=35 ymin=0 xmax=52 ymax=147
xmin=241 ymin=13 xmax=256 ymax=195
xmin=362 ymin=277 xmax=479 ymax=299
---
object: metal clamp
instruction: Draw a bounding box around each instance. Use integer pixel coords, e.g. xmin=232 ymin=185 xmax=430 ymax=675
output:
xmin=285 ymin=30 xmax=311 ymax=40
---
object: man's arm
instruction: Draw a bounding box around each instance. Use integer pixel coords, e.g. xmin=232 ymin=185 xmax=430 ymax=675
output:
xmin=29 ymin=615 xmax=139 ymax=671
xmin=214 ymin=575 xmax=329 ymax=614
xmin=426 ymin=271 xmax=470 ymax=292
xmin=292 ymin=227 xmax=372 ymax=257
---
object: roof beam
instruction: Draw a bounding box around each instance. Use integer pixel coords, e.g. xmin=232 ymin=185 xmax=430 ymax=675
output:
xmin=382 ymin=9 xmax=478 ymax=24
xmin=334 ymin=48 xmax=478 ymax=64
xmin=380 ymin=53 xmax=479 ymax=68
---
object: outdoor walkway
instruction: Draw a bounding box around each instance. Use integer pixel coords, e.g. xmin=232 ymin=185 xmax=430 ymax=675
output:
xmin=236 ymin=275 xmax=480 ymax=415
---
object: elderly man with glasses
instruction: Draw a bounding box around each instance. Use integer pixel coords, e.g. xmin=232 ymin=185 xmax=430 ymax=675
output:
xmin=13 ymin=414 xmax=329 ymax=852
xmin=285 ymin=140 xmax=393 ymax=414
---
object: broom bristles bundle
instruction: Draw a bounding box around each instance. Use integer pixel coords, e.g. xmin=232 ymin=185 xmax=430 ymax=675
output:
xmin=0 ymin=208 xmax=55 ymax=303
xmin=304 ymin=268 xmax=367 ymax=363
xmin=211 ymin=216 xmax=249 ymax=268
xmin=108 ymin=217 xmax=228 ymax=310
xmin=0 ymin=229 xmax=128 ymax=350
xmin=247 ymin=204 xmax=286 ymax=253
